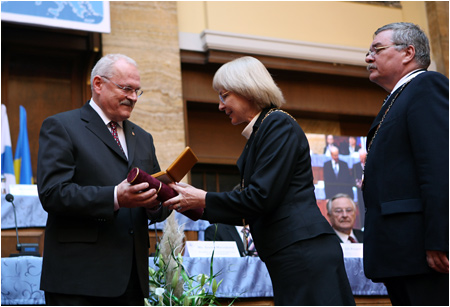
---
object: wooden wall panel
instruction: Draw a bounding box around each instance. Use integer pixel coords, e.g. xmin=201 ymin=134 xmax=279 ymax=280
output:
xmin=182 ymin=55 xmax=386 ymax=164
xmin=187 ymin=103 xmax=247 ymax=164
xmin=1 ymin=228 xmax=45 ymax=257
xmin=1 ymin=22 xmax=101 ymax=181
xmin=1 ymin=228 xmax=199 ymax=257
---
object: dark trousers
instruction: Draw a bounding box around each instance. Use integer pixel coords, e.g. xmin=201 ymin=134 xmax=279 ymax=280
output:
xmin=265 ymin=234 xmax=355 ymax=306
xmin=45 ymin=256 xmax=144 ymax=306
xmin=383 ymin=272 xmax=449 ymax=306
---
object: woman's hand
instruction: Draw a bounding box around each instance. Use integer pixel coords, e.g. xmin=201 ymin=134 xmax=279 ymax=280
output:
xmin=162 ymin=182 xmax=207 ymax=212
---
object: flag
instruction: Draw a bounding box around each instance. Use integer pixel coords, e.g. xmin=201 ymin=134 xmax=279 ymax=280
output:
xmin=1 ymin=104 xmax=15 ymax=193
xmin=14 ymin=105 xmax=33 ymax=184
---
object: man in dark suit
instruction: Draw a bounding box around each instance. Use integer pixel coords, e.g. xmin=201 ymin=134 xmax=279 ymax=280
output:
xmin=205 ymin=223 xmax=246 ymax=256
xmin=323 ymin=146 xmax=354 ymax=199
xmin=363 ymin=23 xmax=448 ymax=305
xmin=37 ymin=54 xmax=171 ymax=305
xmin=326 ymin=194 xmax=363 ymax=243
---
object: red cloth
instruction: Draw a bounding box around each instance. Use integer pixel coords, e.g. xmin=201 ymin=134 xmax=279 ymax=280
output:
xmin=127 ymin=167 xmax=203 ymax=221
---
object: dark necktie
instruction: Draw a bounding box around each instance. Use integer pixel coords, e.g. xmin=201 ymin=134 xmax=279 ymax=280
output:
xmin=333 ymin=162 xmax=339 ymax=176
xmin=348 ymin=236 xmax=357 ymax=243
xmin=109 ymin=121 xmax=124 ymax=154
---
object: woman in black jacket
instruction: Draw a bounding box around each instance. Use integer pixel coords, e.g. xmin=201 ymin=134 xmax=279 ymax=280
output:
xmin=163 ymin=56 xmax=354 ymax=305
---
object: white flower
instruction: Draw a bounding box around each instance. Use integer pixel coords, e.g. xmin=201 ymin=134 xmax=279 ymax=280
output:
xmin=196 ymin=274 xmax=209 ymax=283
xmin=155 ymin=287 xmax=165 ymax=296
xmin=149 ymin=285 xmax=157 ymax=293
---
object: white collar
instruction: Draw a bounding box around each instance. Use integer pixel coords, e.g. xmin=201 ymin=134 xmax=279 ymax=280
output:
xmin=89 ymin=99 xmax=123 ymax=127
xmin=334 ymin=229 xmax=358 ymax=243
xmin=391 ymin=69 xmax=426 ymax=94
xmin=241 ymin=111 xmax=261 ymax=140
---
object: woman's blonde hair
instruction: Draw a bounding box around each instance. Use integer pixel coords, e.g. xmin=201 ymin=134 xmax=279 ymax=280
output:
xmin=213 ymin=56 xmax=285 ymax=109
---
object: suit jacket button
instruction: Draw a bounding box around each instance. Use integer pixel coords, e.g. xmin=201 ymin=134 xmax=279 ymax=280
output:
xmin=129 ymin=229 xmax=134 ymax=234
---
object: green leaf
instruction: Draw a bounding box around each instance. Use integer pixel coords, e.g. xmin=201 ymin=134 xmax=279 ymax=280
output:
xmin=149 ymin=218 xmax=234 ymax=305
xmin=212 ymin=279 xmax=218 ymax=295
xmin=171 ymin=270 xmax=179 ymax=289
xmin=201 ymin=274 xmax=206 ymax=287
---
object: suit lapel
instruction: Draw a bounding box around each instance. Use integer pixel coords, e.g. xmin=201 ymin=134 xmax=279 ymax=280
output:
xmin=354 ymin=229 xmax=364 ymax=243
xmin=237 ymin=107 xmax=272 ymax=178
xmin=367 ymin=86 xmax=404 ymax=149
xmin=368 ymin=72 xmax=420 ymax=139
xmin=123 ymin=120 xmax=136 ymax=167
xmin=81 ymin=103 xmax=128 ymax=162
xmin=226 ymin=225 xmax=245 ymax=255
xmin=367 ymin=94 xmax=393 ymax=143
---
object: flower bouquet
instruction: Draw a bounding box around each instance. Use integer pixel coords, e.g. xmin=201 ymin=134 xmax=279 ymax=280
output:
xmin=146 ymin=214 xmax=235 ymax=306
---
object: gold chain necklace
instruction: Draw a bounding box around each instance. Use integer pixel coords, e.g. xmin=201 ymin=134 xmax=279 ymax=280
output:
xmin=260 ymin=108 xmax=296 ymax=128
xmin=240 ymin=108 xmax=296 ymax=190
xmin=362 ymin=78 xmax=413 ymax=187
xmin=241 ymin=108 xmax=296 ymax=224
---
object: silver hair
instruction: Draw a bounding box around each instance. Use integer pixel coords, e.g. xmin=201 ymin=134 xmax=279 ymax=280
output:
xmin=212 ymin=56 xmax=285 ymax=109
xmin=90 ymin=54 xmax=138 ymax=90
xmin=375 ymin=22 xmax=430 ymax=68
xmin=326 ymin=193 xmax=356 ymax=214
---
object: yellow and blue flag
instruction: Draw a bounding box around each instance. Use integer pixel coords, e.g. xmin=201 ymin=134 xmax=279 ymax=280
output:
xmin=1 ymin=104 xmax=15 ymax=192
xmin=14 ymin=105 xmax=33 ymax=184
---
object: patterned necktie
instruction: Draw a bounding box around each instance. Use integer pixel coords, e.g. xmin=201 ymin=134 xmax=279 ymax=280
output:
xmin=109 ymin=121 xmax=124 ymax=154
xmin=348 ymin=236 xmax=357 ymax=243
xmin=242 ymin=226 xmax=258 ymax=256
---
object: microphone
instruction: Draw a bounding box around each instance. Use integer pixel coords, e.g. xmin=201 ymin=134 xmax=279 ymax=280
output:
xmin=5 ymin=194 xmax=20 ymax=251
xmin=5 ymin=193 xmax=40 ymax=257
xmin=5 ymin=193 xmax=14 ymax=202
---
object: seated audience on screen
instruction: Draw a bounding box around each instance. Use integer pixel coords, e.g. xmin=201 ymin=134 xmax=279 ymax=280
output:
xmin=323 ymin=134 xmax=336 ymax=156
xmin=340 ymin=136 xmax=361 ymax=156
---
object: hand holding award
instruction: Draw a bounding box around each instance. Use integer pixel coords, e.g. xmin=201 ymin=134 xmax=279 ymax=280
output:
xmin=127 ymin=167 xmax=203 ymax=221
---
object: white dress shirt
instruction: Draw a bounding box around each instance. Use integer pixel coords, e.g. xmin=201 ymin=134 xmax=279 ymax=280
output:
xmin=334 ymin=229 xmax=359 ymax=244
xmin=89 ymin=99 xmax=127 ymax=210
xmin=242 ymin=112 xmax=262 ymax=140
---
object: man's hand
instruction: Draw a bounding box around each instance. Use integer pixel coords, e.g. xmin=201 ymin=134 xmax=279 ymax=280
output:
xmin=117 ymin=179 xmax=160 ymax=209
xmin=426 ymin=250 xmax=449 ymax=274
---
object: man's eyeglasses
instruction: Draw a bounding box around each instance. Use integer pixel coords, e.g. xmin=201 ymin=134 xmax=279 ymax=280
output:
xmin=332 ymin=208 xmax=355 ymax=215
xmin=365 ymin=44 xmax=406 ymax=57
xmin=101 ymin=76 xmax=143 ymax=97
xmin=219 ymin=90 xmax=230 ymax=104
